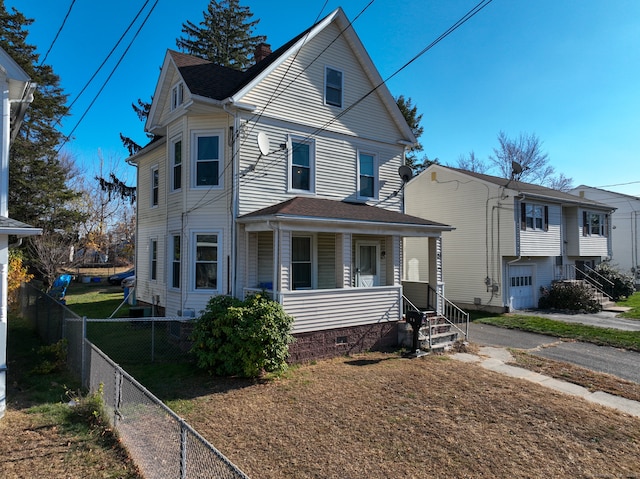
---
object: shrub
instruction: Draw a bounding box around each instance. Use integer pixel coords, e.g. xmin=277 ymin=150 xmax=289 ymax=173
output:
xmin=190 ymin=294 xmax=294 ymax=377
xmin=8 ymin=249 xmax=33 ymax=310
xmin=590 ymin=261 xmax=635 ymax=301
xmin=538 ymin=282 xmax=600 ymax=313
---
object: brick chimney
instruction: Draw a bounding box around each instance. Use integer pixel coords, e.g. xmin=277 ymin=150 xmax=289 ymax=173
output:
xmin=254 ymin=43 xmax=272 ymax=63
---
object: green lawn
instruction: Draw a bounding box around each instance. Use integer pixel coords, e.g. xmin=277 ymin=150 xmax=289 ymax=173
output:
xmin=63 ymin=280 xmax=132 ymax=318
xmin=617 ymin=291 xmax=640 ymax=319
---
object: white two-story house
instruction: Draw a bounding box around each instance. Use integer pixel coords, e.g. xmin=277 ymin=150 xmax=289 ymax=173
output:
xmin=570 ymin=185 xmax=640 ymax=290
xmin=128 ymin=8 xmax=452 ymax=360
xmin=404 ymin=165 xmax=613 ymax=313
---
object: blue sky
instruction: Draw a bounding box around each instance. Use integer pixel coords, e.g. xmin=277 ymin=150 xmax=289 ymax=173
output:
xmin=8 ymin=0 xmax=640 ymax=195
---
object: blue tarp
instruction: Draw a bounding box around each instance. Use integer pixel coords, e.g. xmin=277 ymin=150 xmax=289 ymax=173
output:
xmin=49 ymin=274 xmax=73 ymax=302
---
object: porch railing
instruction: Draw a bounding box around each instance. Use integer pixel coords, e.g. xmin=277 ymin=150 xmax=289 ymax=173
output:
xmin=556 ymin=264 xmax=614 ymax=300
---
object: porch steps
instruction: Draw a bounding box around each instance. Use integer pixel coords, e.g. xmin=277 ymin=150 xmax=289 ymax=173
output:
xmin=399 ymin=310 xmax=460 ymax=352
xmin=559 ymin=279 xmax=615 ymax=310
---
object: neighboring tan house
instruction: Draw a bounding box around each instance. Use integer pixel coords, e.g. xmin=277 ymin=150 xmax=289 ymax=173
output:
xmin=404 ymin=164 xmax=614 ymax=313
xmin=570 ymin=185 xmax=640 ymax=289
xmin=0 ymin=47 xmax=39 ymax=419
xmin=127 ymin=8 xmax=453 ymax=360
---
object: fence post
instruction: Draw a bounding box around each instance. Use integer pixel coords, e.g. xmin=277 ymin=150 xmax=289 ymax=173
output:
xmin=81 ymin=317 xmax=87 ymax=386
xmin=180 ymin=421 xmax=188 ymax=479
xmin=151 ymin=319 xmax=155 ymax=363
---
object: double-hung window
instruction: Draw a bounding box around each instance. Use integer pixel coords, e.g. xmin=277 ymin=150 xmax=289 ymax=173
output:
xmin=325 ymin=66 xmax=343 ymax=107
xmin=289 ymin=138 xmax=314 ymax=192
xmin=194 ymin=233 xmax=218 ymax=290
xmin=171 ymin=82 xmax=184 ymax=110
xmin=292 ymin=236 xmax=312 ymax=290
xmin=358 ymin=151 xmax=376 ymax=199
xmin=521 ymin=202 xmax=548 ymax=231
xmin=150 ymin=239 xmax=158 ymax=281
xmin=583 ymin=211 xmax=608 ymax=236
xmin=171 ymin=138 xmax=182 ymax=191
xmin=151 ymin=166 xmax=159 ymax=207
xmin=171 ymin=235 xmax=180 ymax=289
xmin=193 ymin=131 xmax=222 ymax=187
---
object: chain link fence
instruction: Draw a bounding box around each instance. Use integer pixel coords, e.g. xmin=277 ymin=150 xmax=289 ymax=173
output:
xmin=20 ymin=283 xmax=250 ymax=479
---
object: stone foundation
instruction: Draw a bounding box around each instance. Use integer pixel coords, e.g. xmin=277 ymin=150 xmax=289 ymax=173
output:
xmin=288 ymin=322 xmax=399 ymax=363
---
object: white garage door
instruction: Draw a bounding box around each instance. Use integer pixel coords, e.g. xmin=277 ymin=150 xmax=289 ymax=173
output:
xmin=509 ymin=265 xmax=535 ymax=310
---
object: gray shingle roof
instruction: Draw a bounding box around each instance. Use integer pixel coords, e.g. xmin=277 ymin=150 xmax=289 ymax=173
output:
xmin=445 ymin=167 xmax=612 ymax=209
xmin=239 ymin=196 xmax=452 ymax=229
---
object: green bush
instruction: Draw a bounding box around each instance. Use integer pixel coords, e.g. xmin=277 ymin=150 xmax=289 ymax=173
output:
xmin=538 ymin=282 xmax=600 ymax=313
xmin=590 ymin=261 xmax=635 ymax=301
xmin=190 ymin=294 xmax=294 ymax=377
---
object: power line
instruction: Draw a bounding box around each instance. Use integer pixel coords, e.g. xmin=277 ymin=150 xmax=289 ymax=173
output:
xmin=57 ymin=0 xmax=160 ymax=153
xmin=39 ymin=0 xmax=77 ymax=65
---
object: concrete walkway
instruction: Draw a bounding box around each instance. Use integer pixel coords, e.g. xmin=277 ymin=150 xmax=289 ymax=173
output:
xmin=454 ymin=309 xmax=640 ymax=417
xmin=453 ymin=346 xmax=640 ymax=418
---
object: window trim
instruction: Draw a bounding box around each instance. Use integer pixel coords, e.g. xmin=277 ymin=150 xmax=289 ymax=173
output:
xmin=287 ymin=135 xmax=315 ymax=194
xmin=151 ymin=165 xmax=159 ymax=207
xmin=170 ymin=234 xmax=181 ymax=289
xmin=357 ymin=150 xmax=377 ymax=200
xmin=191 ymin=231 xmax=221 ymax=292
xmin=150 ymin=238 xmax=158 ymax=282
xmin=520 ymin=202 xmax=548 ymax=231
xmin=291 ymin=234 xmax=315 ymax=290
xmin=324 ymin=66 xmax=343 ymax=108
xmin=171 ymin=82 xmax=184 ymax=110
xmin=582 ymin=210 xmax=609 ymax=237
xmin=191 ymin=130 xmax=224 ymax=189
xmin=170 ymin=136 xmax=182 ymax=192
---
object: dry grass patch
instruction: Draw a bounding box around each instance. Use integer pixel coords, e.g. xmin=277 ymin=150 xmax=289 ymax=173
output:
xmin=509 ymin=349 xmax=640 ymax=402
xmin=175 ymin=352 xmax=640 ymax=479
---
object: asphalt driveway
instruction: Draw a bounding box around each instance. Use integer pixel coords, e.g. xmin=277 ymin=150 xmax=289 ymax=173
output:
xmin=468 ymin=312 xmax=640 ymax=384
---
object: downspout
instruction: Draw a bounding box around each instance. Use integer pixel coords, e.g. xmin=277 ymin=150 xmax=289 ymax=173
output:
xmin=223 ymin=101 xmax=239 ymax=297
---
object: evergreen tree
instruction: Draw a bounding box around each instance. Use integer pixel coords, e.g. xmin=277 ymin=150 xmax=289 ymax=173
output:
xmin=176 ymin=0 xmax=266 ymax=70
xmin=0 ymin=3 xmax=85 ymax=232
xmin=396 ymin=95 xmax=438 ymax=174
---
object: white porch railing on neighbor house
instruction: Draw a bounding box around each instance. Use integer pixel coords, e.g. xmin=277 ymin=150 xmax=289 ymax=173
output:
xmin=244 ymin=286 xmax=402 ymax=334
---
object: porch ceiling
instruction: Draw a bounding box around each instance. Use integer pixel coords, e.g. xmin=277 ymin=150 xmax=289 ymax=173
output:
xmin=238 ymin=196 xmax=453 ymax=237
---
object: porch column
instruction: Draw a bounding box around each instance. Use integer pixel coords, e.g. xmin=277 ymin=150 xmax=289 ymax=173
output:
xmin=386 ymin=235 xmax=401 ymax=286
xmin=428 ymin=236 xmax=444 ymax=295
xmin=336 ymin=233 xmax=352 ymax=287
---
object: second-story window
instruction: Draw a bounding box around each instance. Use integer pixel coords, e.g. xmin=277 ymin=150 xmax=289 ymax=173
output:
xmin=583 ymin=211 xmax=608 ymax=236
xmin=151 ymin=166 xmax=159 ymax=207
xmin=325 ymin=67 xmax=343 ymax=107
xmin=171 ymin=82 xmax=184 ymax=110
xmin=193 ymin=132 xmax=222 ymax=187
xmin=358 ymin=151 xmax=376 ymax=199
xmin=289 ymin=138 xmax=314 ymax=193
xmin=521 ymin=202 xmax=548 ymax=231
xmin=172 ymin=138 xmax=182 ymax=191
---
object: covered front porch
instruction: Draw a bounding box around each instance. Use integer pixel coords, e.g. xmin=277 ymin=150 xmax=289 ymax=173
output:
xmin=236 ymin=197 xmax=453 ymax=354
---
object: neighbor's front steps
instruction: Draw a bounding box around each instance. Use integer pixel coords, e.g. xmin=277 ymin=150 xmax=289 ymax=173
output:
xmin=398 ymin=310 xmax=459 ymax=352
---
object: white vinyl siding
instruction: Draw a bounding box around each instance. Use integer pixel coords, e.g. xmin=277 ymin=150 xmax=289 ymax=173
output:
xmin=281 ymin=286 xmax=402 ymax=334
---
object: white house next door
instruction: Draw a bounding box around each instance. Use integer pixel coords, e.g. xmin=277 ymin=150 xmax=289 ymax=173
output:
xmin=509 ymin=265 xmax=535 ymax=310
xmin=356 ymin=241 xmax=380 ymax=287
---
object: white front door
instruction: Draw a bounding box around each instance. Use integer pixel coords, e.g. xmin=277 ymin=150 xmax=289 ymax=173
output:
xmin=356 ymin=241 xmax=380 ymax=287
xmin=509 ymin=265 xmax=535 ymax=309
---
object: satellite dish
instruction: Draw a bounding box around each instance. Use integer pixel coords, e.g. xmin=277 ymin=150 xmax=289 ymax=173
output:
xmin=511 ymin=160 xmax=523 ymax=175
xmin=398 ymin=165 xmax=413 ymax=183
xmin=257 ymin=132 xmax=270 ymax=156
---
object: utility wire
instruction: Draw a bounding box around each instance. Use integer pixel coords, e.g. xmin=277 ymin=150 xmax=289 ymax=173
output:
xmin=63 ymin=0 xmax=152 ymax=116
xmin=40 ymin=0 xmax=77 ymax=65
xmin=57 ymin=0 xmax=160 ymax=153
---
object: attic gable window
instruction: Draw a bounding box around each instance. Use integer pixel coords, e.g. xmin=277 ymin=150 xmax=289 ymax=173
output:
xmin=325 ymin=66 xmax=343 ymax=107
xmin=520 ymin=202 xmax=548 ymax=231
xmin=171 ymin=82 xmax=184 ymax=110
